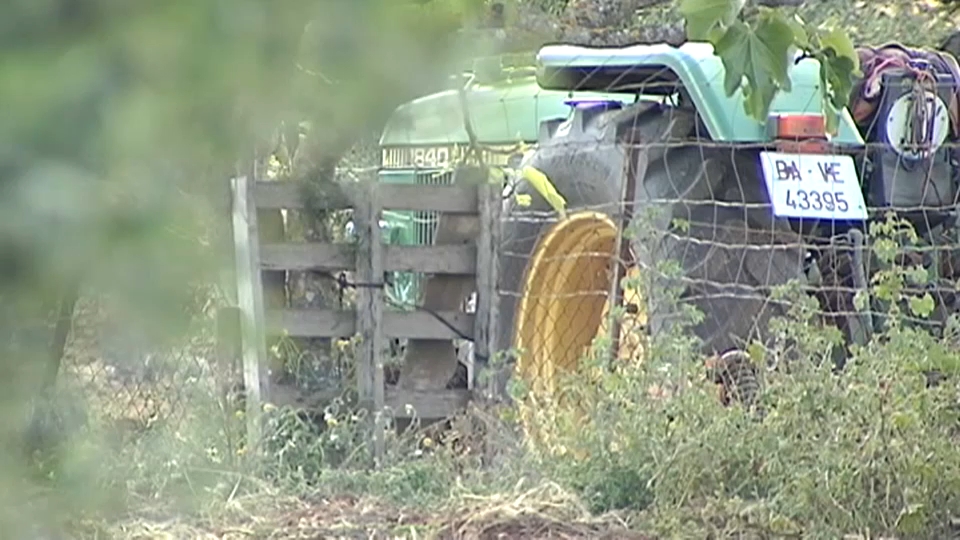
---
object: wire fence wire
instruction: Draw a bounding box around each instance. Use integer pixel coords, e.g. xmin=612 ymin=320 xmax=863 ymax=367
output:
xmin=58 ymin=293 xmax=223 ymax=438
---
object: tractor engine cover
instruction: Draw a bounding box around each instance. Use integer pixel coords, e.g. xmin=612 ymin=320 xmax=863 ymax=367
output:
xmin=864 ymin=72 xmax=959 ymax=229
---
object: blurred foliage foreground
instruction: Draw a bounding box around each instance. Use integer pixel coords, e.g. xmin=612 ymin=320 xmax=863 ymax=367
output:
xmin=2 ymin=0 xmax=960 ymax=538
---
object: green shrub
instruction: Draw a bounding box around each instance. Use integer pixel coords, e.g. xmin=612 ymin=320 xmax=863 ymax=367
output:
xmin=528 ymin=228 xmax=960 ymax=538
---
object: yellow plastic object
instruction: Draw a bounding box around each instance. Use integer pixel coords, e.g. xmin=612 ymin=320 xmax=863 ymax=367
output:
xmin=596 ymin=265 xmax=647 ymax=364
xmin=520 ymin=166 xmax=567 ymax=219
xmin=511 ymin=211 xmax=648 ymax=448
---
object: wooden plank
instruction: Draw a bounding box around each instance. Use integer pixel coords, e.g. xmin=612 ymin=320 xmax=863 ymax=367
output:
xmin=258 ymin=243 xmax=476 ymax=274
xmin=267 ymin=309 xmax=475 ymax=340
xmin=398 ymin=169 xmax=483 ymax=391
xmin=386 ymin=244 xmax=476 ymax=274
xmin=280 ymin=310 xmax=476 ymax=340
xmin=353 ymin=183 xmax=386 ymax=465
xmin=230 ymin=176 xmax=269 ymax=456
xmin=253 ymin=181 xmax=478 ymax=213
xmin=385 ymin=387 xmax=472 ymax=419
xmin=259 ymin=243 xmax=355 ymax=272
xmin=474 ymin=178 xmax=502 ymax=397
xmin=378 ymin=184 xmax=478 ymax=213
xmin=266 ymin=380 xmax=342 ymax=412
xmin=392 ymin=311 xmax=476 ymax=340
xmin=253 ymin=180 xmax=353 ymax=210
xmin=268 ymin=309 xmax=355 ymax=337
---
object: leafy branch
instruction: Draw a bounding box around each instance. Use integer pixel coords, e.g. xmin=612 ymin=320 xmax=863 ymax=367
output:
xmin=678 ymin=0 xmax=861 ymax=133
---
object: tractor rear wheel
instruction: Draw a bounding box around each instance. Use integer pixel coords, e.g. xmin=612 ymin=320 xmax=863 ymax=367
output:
xmin=495 ymin=112 xmax=807 ymax=415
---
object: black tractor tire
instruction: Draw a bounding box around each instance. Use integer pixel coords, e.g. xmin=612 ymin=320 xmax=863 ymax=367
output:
xmin=494 ymin=102 xmax=807 ymax=393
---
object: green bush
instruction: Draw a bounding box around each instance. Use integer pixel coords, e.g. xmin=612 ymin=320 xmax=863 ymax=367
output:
xmin=526 ymin=240 xmax=960 ymax=537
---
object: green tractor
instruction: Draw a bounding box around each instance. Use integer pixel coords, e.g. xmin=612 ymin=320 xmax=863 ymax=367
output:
xmin=378 ymin=38 xmax=960 ymax=408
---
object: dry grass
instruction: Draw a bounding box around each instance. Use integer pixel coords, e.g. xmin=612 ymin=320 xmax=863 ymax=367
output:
xmin=432 ymin=483 xmax=647 ymax=540
xmin=79 ymin=483 xmax=650 ymax=540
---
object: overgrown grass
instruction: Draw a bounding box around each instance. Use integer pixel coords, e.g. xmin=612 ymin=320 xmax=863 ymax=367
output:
xmin=34 ymin=217 xmax=960 ymax=539
xmin=530 ymin=298 xmax=960 ymax=538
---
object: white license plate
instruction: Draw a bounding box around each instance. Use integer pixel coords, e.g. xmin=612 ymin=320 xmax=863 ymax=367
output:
xmin=759 ymin=151 xmax=867 ymax=220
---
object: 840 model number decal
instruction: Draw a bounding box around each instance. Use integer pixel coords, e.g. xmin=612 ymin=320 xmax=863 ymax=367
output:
xmin=381 ymin=145 xmax=520 ymax=169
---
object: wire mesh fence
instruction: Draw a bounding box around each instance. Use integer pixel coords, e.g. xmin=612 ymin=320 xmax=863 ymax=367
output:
xmin=53 ymin=292 xmax=228 ymax=449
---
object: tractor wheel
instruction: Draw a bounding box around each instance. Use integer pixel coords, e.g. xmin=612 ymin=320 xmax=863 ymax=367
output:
xmin=495 ymin=107 xmax=807 ymax=426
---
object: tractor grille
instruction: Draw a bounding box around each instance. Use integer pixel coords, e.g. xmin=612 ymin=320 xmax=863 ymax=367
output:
xmin=415 ymin=170 xmax=455 ymax=245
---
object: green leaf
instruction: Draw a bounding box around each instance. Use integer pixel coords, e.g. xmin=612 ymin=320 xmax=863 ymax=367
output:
xmin=768 ymin=515 xmax=802 ymax=535
xmin=819 ymin=26 xmax=861 ymax=77
xmin=909 ymin=293 xmax=935 ymax=319
xmin=787 ymin=15 xmax=810 ymax=49
xmin=905 ymin=265 xmax=929 ymax=285
xmin=853 ymin=290 xmax=870 ymax=311
xmin=746 ymin=342 xmax=765 ymax=366
xmin=808 ymin=25 xmax=861 ymax=134
xmin=826 ymin=54 xmax=858 ymax=109
xmin=678 ymin=0 xmax=746 ymax=41
xmin=873 ymin=237 xmax=898 ymax=264
xmin=892 ymin=411 xmax=916 ymax=430
xmin=817 ymin=51 xmax=859 ymax=134
xmin=712 ymin=14 xmax=795 ymax=121
xmin=896 ymin=503 xmax=927 ymax=536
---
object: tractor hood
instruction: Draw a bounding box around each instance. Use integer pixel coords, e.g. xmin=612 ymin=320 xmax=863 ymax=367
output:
xmin=380 ymin=42 xmax=866 ymax=148
xmin=378 ymin=76 xmax=630 ymax=147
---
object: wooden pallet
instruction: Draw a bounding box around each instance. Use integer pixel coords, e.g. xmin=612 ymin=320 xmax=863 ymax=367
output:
xmin=226 ymin=166 xmax=500 ymax=460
